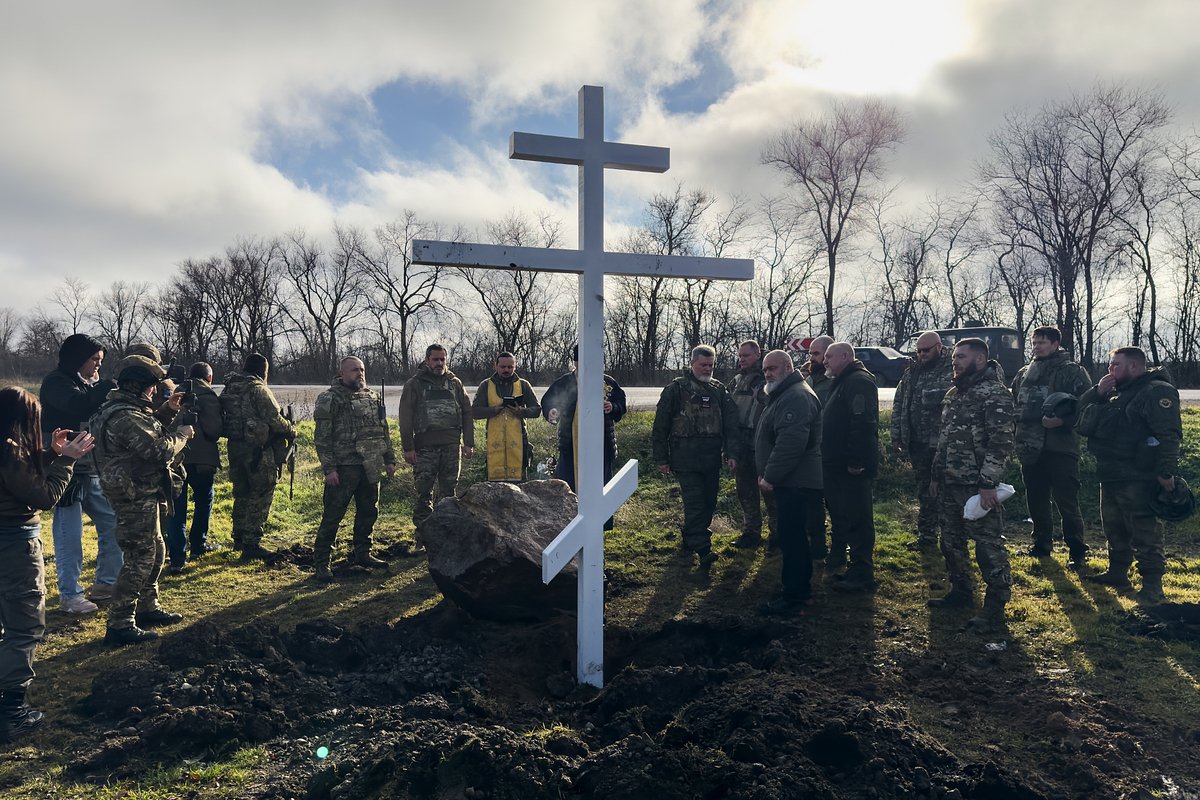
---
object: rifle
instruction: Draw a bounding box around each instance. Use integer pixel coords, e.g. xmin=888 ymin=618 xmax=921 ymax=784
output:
xmin=280 ymin=403 xmax=297 ymax=499
xmin=378 ymin=382 xmax=387 ymax=425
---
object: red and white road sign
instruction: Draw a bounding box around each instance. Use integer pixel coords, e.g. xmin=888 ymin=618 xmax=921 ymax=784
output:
xmin=784 ymin=337 xmax=813 ymax=351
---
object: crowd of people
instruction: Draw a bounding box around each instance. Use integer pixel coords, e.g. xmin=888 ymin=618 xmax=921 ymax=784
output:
xmin=0 ymin=326 xmax=1189 ymax=744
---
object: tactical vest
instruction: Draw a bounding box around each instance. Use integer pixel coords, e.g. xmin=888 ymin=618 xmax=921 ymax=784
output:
xmin=1077 ymin=379 xmax=1167 ymax=468
xmin=485 ymin=378 xmax=526 ymax=481
xmin=415 ymin=379 xmax=462 ymax=433
xmin=220 ymin=376 xmax=268 ymax=445
xmin=669 ymin=377 xmax=724 ymax=438
xmin=90 ymin=398 xmax=169 ymax=504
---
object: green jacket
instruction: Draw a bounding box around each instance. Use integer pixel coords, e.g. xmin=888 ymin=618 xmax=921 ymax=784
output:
xmin=651 ymin=372 xmax=740 ymax=470
xmin=90 ymin=388 xmax=189 ymax=507
xmin=397 ymin=365 xmax=473 ymax=451
xmin=890 ymin=349 xmax=953 ymax=451
xmin=754 ymin=370 xmax=823 ymax=489
xmin=1076 ymin=368 xmax=1181 ymax=483
xmin=1010 ymin=349 xmax=1092 ymax=464
xmin=0 ymin=445 xmax=76 ymax=527
xmin=728 ymin=365 xmax=767 ymax=447
xmin=803 ymin=361 xmax=833 ymax=405
xmin=933 ymin=361 xmax=1014 ymax=488
xmin=315 ymin=378 xmax=397 ymax=478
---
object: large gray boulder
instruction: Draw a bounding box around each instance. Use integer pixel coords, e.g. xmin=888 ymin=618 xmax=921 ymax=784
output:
xmin=417 ymin=480 xmax=579 ymax=620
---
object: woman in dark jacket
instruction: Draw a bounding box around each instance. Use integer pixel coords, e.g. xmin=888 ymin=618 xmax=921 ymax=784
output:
xmin=0 ymin=387 xmax=94 ymax=743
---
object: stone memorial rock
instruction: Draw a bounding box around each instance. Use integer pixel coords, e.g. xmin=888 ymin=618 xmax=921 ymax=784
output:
xmin=417 ymin=479 xmax=579 ymax=620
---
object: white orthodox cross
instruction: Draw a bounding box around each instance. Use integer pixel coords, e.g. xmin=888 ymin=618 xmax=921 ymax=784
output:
xmin=412 ymin=85 xmax=752 ymax=687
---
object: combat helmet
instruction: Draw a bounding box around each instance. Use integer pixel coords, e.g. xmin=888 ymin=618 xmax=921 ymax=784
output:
xmin=1150 ymin=476 xmax=1197 ymax=522
xmin=1042 ymin=391 xmax=1078 ymax=419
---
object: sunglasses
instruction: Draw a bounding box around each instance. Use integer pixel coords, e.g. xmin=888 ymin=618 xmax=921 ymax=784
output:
xmin=916 ymin=346 xmax=936 ymax=354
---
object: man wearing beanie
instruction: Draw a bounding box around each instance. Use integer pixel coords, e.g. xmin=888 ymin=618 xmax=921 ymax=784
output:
xmin=219 ymin=353 xmax=294 ymax=559
xmin=38 ymin=334 xmax=123 ymax=614
xmin=90 ymin=356 xmax=193 ymax=645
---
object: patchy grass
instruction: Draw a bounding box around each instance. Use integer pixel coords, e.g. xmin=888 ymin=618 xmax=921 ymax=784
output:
xmin=7 ymin=409 xmax=1200 ymax=797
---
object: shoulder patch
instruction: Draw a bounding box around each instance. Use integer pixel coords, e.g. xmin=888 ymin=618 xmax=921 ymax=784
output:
xmin=1160 ymin=397 xmax=1173 ymax=408
xmin=784 ymin=411 xmax=795 ymax=423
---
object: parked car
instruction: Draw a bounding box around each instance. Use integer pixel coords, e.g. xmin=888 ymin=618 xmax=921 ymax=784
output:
xmin=854 ymin=347 xmax=910 ymax=387
xmin=900 ymin=325 xmax=1024 ymax=382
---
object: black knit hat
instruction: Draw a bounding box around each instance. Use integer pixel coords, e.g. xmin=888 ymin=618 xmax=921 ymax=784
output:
xmin=243 ymin=353 xmax=269 ymax=380
xmin=57 ymin=334 xmax=106 ymax=373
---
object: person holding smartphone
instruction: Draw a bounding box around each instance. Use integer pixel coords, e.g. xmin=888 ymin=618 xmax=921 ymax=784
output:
xmin=471 ymin=352 xmax=541 ymax=482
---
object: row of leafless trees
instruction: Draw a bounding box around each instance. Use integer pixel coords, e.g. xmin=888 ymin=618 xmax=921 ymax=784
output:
xmin=6 ymin=82 xmax=1200 ymax=385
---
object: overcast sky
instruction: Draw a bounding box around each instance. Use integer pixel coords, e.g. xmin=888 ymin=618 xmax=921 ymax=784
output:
xmin=4 ymin=0 xmax=1199 ymax=309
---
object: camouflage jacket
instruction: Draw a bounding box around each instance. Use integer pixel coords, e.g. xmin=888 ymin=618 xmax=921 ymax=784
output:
xmin=651 ymin=372 xmax=740 ymax=468
xmin=728 ymin=365 xmax=767 ymax=445
xmin=220 ymin=372 xmax=293 ymax=447
xmin=90 ymin=388 xmax=189 ymax=507
xmin=890 ymin=349 xmax=953 ymax=451
xmin=933 ymin=361 xmax=1014 ymax=488
xmin=315 ymin=379 xmax=397 ymax=478
xmin=397 ymin=365 xmax=473 ymax=451
xmin=1010 ymin=349 xmax=1092 ymax=463
xmin=1076 ymin=368 xmax=1181 ymax=483
xmin=802 ymin=361 xmax=833 ymax=405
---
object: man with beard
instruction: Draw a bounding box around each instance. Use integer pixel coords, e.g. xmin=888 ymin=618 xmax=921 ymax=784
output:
xmin=472 ymin=352 xmax=541 ymax=482
xmin=652 ymin=345 xmax=739 ymax=570
xmin=38 ymin=334 xmax=121 ymax=613
xmin=1076 ymin=347 xmax=1181 ymax=605
xmin=929 ymin=338 xmax=1015 ymax=632
xmin=729 ymin=340 xmax=776 ymax=548
xmin=755 ymin=350 xmax=823 ymax=614
xmin=891 ymin=331 xmax=954 ymax=551
xmin=90 ymin=356 xmax=193 ymax=646
xmin=801 ymin=335 xmax=834 ymax=562
xmin=313 ymin=356 xmax=398 ymax=581
xmin=1010 ymin=326 xmax=1092 ymax=566
xmin=398 ymin=345 xmax=473 ymax=531
xmin=164 ymin=361 xmax=223 ymax=573
xmin=821 ymin=342 xmax=879 ymax=592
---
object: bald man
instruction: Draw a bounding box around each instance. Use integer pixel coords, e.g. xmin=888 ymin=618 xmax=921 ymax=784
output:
xmin=755 ymin=350 xmax=823 ymax=614
xmin=821 ymin=343 xmax=879 ymax=591
xmin=890 ymin=331 xmax=953 ymax=550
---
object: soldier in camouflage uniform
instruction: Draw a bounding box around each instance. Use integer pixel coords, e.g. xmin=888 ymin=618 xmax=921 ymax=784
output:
xmin=397 ymin=345 xmax=473 ymax=531
xmin=651 ymin=345 xmax=740 ymax=570
xmin=801 ymin=335 xmax=834 ymax=561
xmin=1076 ymin=346 xmax=1181 ymax=605
xmin=891 ymin=331 xmax=953 ymax=550
xmin=929 ymin=338 xmax=1015 ymax=631
xmin=313 ymin=356 xmax=397 ymax=581
xmin=90 ymin=356 xmax=194 ymax=646
xmin=729 ymin=341 xmax=777 ymax=548
xmin=1010 ymin=326 xmax=1092 ymax=564
xmin=220 ymin=353 xmax=295 ymax=560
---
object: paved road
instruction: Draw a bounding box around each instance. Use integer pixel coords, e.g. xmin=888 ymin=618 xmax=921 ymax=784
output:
xmin=252 ymin=385 xmax=1200 ymax=419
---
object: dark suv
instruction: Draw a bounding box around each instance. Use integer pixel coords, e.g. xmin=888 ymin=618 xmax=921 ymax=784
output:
xmin=854 ymin=347 xmax=910 ymax=387
xmin=901 ymin=326 xmax=1025 ymax=382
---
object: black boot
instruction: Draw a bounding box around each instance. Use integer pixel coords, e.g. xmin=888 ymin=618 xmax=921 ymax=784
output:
xmin=104 ymin=626 xmax=160 ymax=647
xmin=967 ymin=588 xmax=1009 ymax=631
xmin=0 ymin=687 xmax=45 ymax=743
xmin=928 ymin=582 xmax=974 ymax=608
xmin=1083 ymin=566 xmax=1132 ymax=589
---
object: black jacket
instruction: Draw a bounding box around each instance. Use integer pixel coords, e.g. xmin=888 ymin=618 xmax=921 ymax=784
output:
xmin=821 ymin=360 xmax=879 ymax=478
xmin=181 ymin=379 xmax=223 ymax=468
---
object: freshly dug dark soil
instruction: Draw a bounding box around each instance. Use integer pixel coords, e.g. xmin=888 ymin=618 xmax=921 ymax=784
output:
xmin=64 ymin=597 xmax=1200 ymax=799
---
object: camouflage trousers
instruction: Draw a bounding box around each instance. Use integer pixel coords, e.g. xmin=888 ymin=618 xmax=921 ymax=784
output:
xmin=314 ymin=465 xmax=380 ymax=567
xmin=910 ymin=445 xmax=940 ymax=543
xmin=228 ymin=441 xmax=278 ymax=548
xmin=734 ymin=446 xmax=777 ymax=540
xmin=939 ymin=484 xmax=1011 ymax=595
xmin=676 ymin=467 xmax=721 ymax=554
xmin=1023 ymin=451 xmax=1086 ymax=552
xmin=412 ymin=444 xmax=461 ymax=528
xmin=109 ymin=499 xmax=167 ymax=631
xmin=1100 ymin=480 xmax=1164 ymax=578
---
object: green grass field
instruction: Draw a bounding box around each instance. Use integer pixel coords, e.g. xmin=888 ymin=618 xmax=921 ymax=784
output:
xmin=2 ymin=409 xmax=1198 ymax=798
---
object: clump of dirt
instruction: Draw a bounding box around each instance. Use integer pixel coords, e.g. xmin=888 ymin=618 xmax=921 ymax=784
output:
xmin=65 ymin=603 xmax=1136 ymax=800
xmin=1121 ymin=601 xmax=1200 ymax=642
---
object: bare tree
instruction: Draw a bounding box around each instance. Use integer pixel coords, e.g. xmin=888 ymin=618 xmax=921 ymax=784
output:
xmin=48 ymin=275 xmax=92 ymax=335
xmin=762 ymin=100 xmax=905 ymax=337
xmin=94 ymin=280 xmax=152 ymax=354
xmin=869 ymin=191 xmax=938 ymax=348
xmin=0 ymin=308 xmax=21 ymax=354
xmin=982 ymin=84 xmax=1170 ymax=367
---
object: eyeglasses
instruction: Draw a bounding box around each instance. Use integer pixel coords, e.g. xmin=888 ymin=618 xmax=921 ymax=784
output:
xmin=916 ymin=347 xmax=936 ymax=354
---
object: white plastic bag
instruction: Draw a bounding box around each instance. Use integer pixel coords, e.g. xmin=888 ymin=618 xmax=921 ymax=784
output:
xmin=962 ymin=483 xmax=1016 ymax=520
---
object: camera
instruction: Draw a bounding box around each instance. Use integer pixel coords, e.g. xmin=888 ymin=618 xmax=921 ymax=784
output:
xmin=165 ymin=360 xmax=187 ymax=383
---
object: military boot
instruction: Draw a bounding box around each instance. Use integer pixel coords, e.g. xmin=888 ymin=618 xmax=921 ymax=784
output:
xmin=1083 ymin=565 xmax=1132 ymax=589
xmin=1136 ymin=574 xmax=1166 ymax=606
xmin=967 ymin=588 xmax=1009 ymax=631
xmin=928 ymin=581 xmax=974 ymax=608
xmin=240 ymin=543 xmax=277 ymax=562
xmin=353 ymin=546 xmax=388 ymax=570
xmin=0 ymin=688 xmax=45 ymax=744
xmin=104 ymin=626 xmax=160 ymax=647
